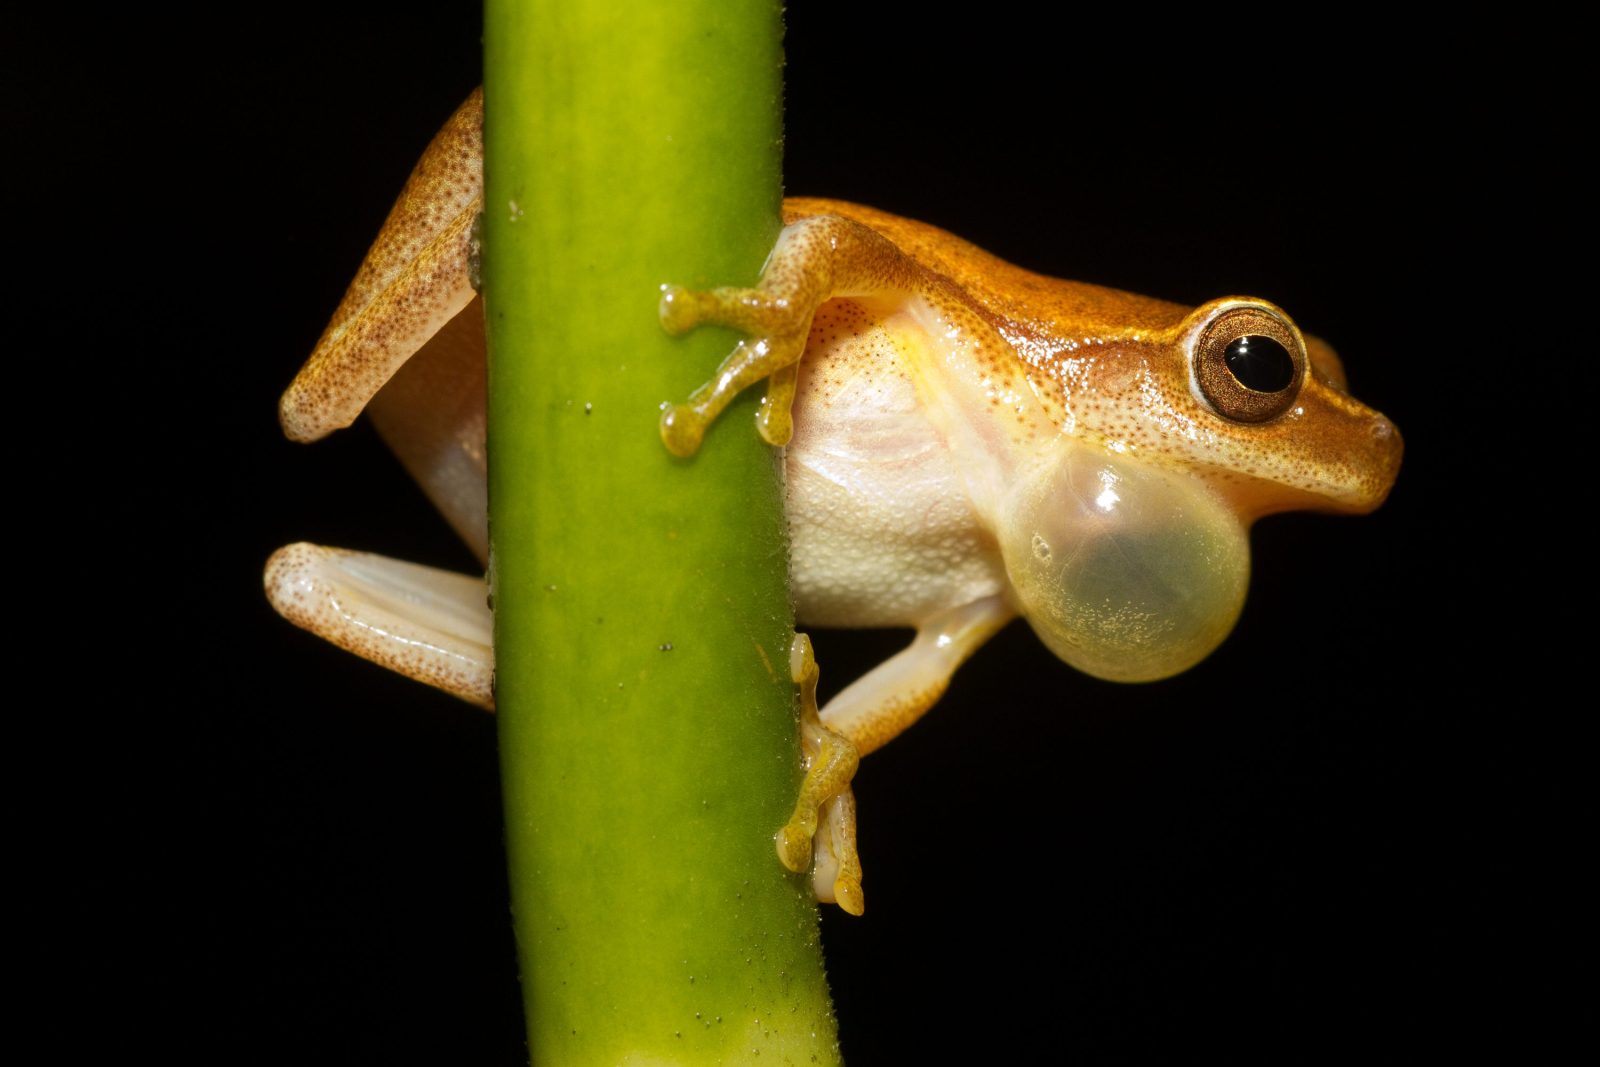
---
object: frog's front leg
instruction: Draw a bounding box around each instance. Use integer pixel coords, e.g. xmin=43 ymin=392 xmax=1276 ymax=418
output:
xmin=657 ymin=214 xmax=922 ymax=457
xmin=819 ymin=597 xmax=1014 ymax=755
xmin=769 ymin=598 xmax=1013 ymax=915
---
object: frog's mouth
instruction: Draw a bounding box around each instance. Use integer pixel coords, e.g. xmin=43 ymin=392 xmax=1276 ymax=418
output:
xmin=998 ymin=447 xmax=1251 ymax=684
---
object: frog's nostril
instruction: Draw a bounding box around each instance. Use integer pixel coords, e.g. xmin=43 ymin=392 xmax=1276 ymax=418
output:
xmin=1365 ymin=416 xmax=1404 ymax=502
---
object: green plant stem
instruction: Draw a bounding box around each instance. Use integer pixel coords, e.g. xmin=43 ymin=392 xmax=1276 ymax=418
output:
xmin=483 ymin=3 xmax=840 ymax=1063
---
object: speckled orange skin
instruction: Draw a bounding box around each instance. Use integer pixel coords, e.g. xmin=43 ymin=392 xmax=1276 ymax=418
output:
xmin=280 ymin=89 xmax=484 ymax=444
xmin=778 ymin=198 xmax=1402 ymax=522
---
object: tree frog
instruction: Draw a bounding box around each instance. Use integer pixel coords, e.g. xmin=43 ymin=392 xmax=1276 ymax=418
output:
xmin=265 ymin=90 xmax=1402 ymax=914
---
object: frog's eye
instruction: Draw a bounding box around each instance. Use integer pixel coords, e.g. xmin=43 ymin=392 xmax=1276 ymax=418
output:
xmin=1193 ymin=306 xmax=1306 ymax=423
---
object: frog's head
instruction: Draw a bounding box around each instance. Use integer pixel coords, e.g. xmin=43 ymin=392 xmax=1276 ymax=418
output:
xmin=999 ymin=296 xmax=1402 ymax=683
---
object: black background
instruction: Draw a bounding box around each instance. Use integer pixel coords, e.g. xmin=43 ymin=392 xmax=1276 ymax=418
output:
xmin=27 ymin=4 xmax=1564 ymax=1062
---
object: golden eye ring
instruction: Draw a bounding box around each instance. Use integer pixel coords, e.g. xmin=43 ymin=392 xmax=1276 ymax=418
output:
xmin=1193 ymin=305 xmax=1306 ymax=423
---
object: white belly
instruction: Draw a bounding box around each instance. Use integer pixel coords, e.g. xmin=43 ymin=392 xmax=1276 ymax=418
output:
xmin=785 ymin=301 xmax=1006 ymax=629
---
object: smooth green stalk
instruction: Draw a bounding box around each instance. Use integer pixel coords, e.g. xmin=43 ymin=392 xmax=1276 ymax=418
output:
xmin=483 ymin=3 xmax=840 ymax=1063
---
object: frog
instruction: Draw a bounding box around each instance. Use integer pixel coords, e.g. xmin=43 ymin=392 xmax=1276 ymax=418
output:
xmin=264 ymin=90 xmax=1403 ymax=915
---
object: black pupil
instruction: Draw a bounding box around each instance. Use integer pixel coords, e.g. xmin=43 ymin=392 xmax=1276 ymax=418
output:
xmin=1224 ymin=335 xmax=1294 ymax=392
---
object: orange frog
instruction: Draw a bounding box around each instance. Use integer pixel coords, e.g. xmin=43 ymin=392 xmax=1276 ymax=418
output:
xmin=266 ymin=91 xmax=1401 ymax=914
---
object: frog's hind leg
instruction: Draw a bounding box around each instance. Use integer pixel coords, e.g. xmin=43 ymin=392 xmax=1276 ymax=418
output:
xmin=279 ymin=89 xmax=484 ymax=446
xmin=364 ymin=292 xmax=490 ymax=564
xmin=779 ymin=599 xmax=1013 ymax=912
xmin=265 ymin=543 xmax=494 ymax=709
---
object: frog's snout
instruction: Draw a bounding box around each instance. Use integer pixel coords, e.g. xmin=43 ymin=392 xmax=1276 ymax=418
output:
xmin=1350 ymin=410 xmax=1404 ymax=512
xmin=1267 ymin=376 xmax=1404 ymax=516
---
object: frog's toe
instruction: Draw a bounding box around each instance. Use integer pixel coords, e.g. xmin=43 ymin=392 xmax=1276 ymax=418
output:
xmin=777 ymin=820 xmax=816 ymax=874
xmin=659 ymin=400 xmax=708 ymax=458
xmin=832 ymin=880 xmax=865 ymax=917
xmin=754 ymin=362 xmax=799 ymax=447
xmin=811 ymin=788 xmax=865 ymax=916
xmin=657 ymin=284 xmax=702 ymax=335
xmin=658 ymin=283 xmax=792 ymax=335
xmin=755 ymin=404 xmax=793 ymax=448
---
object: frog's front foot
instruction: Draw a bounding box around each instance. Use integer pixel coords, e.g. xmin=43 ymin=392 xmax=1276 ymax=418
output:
xmin=778 ymin=633 xmax=865 ymax=915
xmin=657 ymin=282 xmax=812 ymax=457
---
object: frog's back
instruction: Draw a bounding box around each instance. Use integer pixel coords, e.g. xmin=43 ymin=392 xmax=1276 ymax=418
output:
xmin=782 ymin=197 xmax=1191 ymax=340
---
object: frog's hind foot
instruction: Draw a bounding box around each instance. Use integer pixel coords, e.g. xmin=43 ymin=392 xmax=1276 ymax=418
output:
xmin=264 ymin=543 xmax=494 ymax=709
xmin=778 ymin=633 xmax=865 ymax=915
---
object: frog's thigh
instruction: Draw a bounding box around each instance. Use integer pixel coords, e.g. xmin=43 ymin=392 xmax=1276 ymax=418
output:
xmin=264 ymin=543 xmax=493 ymax=709
xmin=820 ymin=596 xmax=1014 ymax=755
xmin=280 ymin=90 xmax=484 ymax=444
xmin=365 ymin=294 xmax=490 ymax=565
